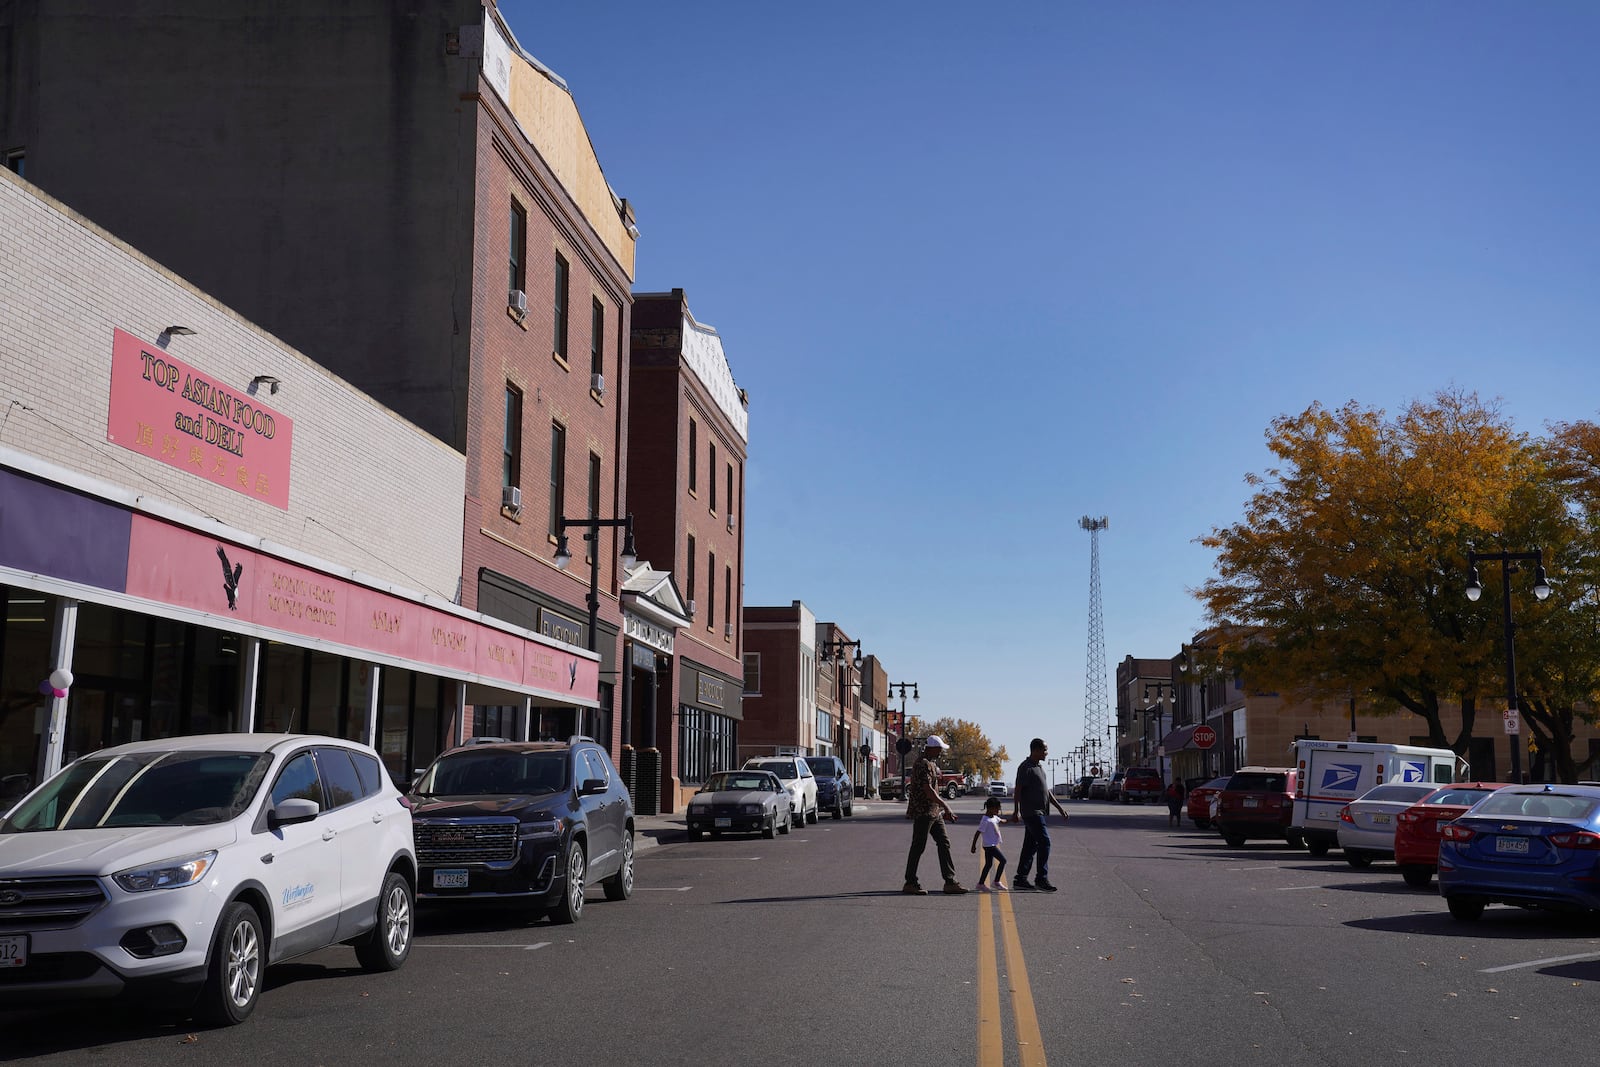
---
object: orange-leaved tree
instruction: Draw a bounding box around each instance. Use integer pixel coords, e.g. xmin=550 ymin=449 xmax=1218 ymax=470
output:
xmin=905 ymin=716 xmax=1006 ymax=782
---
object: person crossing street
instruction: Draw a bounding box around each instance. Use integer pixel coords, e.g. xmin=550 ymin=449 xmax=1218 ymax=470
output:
xmin=902 ymin=735 xmax=968 ymax=895
xmin=1011 ymin=737 xmax=1069 ymax=891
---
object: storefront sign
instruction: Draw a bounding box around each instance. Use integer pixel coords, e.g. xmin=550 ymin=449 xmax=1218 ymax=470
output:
xmin=539 ymin=607 xmax=584 ymax=648
xmin=632 ymin=643 xmax=658 ymax=671
xmin=124 ymin=514 xmax=596 ymax=701
xmin=697 ymin=673 xmax=724 ymax=709
xmin=106 ymin=329 xmax=293 ymax=509
xmin=624 ymin=612 xmax=674 ymax=654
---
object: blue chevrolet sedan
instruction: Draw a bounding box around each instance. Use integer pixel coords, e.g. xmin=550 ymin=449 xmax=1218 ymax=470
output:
xmin=1437 ymin=783 xmax=1600 ymax=921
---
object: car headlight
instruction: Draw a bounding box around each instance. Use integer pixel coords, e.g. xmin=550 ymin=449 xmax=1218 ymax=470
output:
xmin=740 ymin=804 xmax=763 ymax=815
xmin=113 ymin=851 xmax=217 ymax=893
xmin=520 ymin=817 xmax=565 ymax=840
xmin=688 ymin=799 xmax=711 ymax=811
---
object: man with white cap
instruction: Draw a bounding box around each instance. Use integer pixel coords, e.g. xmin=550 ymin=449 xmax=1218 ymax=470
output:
xmin=902 ymin=734 xmax=967 ymax=895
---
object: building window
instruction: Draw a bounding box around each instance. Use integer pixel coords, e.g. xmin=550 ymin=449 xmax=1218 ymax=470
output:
xmin=742 ymin=653 xmax=761 ymax=695
xmin=726 ymin=464 xmax=734 ymax=528
xmin=590 ymin=298 xmax=605 ymax=378
xmin=678 ymin=705 xmax=737 ymax=783
xmin=686 ymin=535 xmax=696 ymax=613
xmin=548 ymin=421 xmax=566 ymax=537
xmin=688 ymin=419 xmax=698 ymax=494
xmin=707 ymin=551 xmax=716 ymax=631
xmin=503 ymin=384 xmax=522 ymax=490
xmin=709 ymin=442 xmax=717 ymax=512
xmin=4 ymin=150 xmax=23 ymax=178
xmin=724 ymin=564 xmax=732 ymax=636
xmin=552 ymin=252 xmax=570 ymax=362
xmin=508 ymin=200 xmax=526 ymax=296
xmin=586 ymin=452 xmax=601 ymax=562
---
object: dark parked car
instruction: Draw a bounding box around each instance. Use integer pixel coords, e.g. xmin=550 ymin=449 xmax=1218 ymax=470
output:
xmin=1214 ymin=767 xmax=1301 ymax=848
xmin=804 ymin=755 xmax=855 ymax=819
xmin=686 ymin=770 xmax=791 ymax=839
xmin=1071 ymin=775 xmax=1094 ymax=799
xmin=408 ymin=738 xmax=634 ymax=924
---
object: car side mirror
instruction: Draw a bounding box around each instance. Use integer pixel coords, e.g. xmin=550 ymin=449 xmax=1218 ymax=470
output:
xmin=578 ymin=778 xmax=608 ymax=796
xmin=269 ymin=797 xmax=320 ymax=827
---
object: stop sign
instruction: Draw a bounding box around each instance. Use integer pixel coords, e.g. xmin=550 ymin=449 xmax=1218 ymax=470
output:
xmin=1192 ymin=725 xmax=1218 ymax=750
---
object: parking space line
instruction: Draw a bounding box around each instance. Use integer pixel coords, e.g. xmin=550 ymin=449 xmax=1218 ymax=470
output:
xmin=635 ymin=886 xmax=693 ymax=892
xmin=977 ymin=895 xmax=1003 ymax=1067
xmin=996 ymin=890 xmax=1048 ymax=1067
xmin=1480 ymin=951 xmax=1600 ymax=973
xmin=416 ymin=942 xmax=551 ymax=951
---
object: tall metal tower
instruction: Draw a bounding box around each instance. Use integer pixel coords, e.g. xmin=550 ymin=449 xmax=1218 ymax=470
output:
xmin=1079 ymin=515 xmax=1110 ymax=773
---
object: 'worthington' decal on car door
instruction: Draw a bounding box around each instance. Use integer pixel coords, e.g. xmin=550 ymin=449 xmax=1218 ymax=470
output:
xmin=282 ymin=883 xmax=316 ymax=908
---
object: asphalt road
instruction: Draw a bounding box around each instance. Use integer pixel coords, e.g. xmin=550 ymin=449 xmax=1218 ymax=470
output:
xmin=7 ymin=798 xmax=1600 ymax=1065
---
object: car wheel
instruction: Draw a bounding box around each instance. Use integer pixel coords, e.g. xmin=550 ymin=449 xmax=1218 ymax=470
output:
xmin=1448 ymin=896 xmax=1486 ymax=922
xmin=1400 ymin=865 xmax=1434 ymax=889
xmin=550 ymin=840 xmax=587 ymax=924
xmin=1345 ymin=851 xmax=1374 ymax=868
xmin=834 ymin=801 xmax=845 ymax=820
xmin=687 ymin=827 xmax=703 ymax=841
xmin=763 ymin=814 xmax=777 ymax=839
xmin=603 ymin=833 xmax=635 ymax=901
xmin=355 ymin=870 xmax=414 ymax=972
xmin=196 ymin=901 xmax=264 ymax=1026
xmin=778 ymin=811 xmax=791 ymax=835
xmin=1223 ymin=834 xmax=1246 ymax=848
xmin=806 ymin=804 xmax=818 ymax=825
xmin=1307 ymin=839 xmax=1331 ymax=858
xmin=1285 ymin=832 xmax=1304 ymax=849
xmin=845 ymin=801 xmax=854 ymax=817
xmin=1193 ymin=818 xmax=1209 ymax=830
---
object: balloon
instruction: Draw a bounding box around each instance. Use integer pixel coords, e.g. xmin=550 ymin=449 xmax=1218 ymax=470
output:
xmin=38 ymin=680 xmax=52 ymax=696
xmin=49 ymin=668 xmax=73 ymax=690
xmin=51 ymin=687 xmax=68 ymax=699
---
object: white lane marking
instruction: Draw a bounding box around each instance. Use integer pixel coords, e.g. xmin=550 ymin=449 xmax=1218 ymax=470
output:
xmin=1480 ymin=951 xmax=1600 ymax=973
xmin=1277 ymin=885 xmax=1323 ymax=891
xmin=417 ymin=942 xmax=552 ymax=951
xmin=636 ymin=886 xmax=693 ymax=892
xmin=1225 ymin=866 xmax=1282 ymax=872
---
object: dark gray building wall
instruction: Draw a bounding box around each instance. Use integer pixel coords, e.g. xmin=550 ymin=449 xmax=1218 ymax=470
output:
xmin=0 ymin=0 xmax=481 ymax=448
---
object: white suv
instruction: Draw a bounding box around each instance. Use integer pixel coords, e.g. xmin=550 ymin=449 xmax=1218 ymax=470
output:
xmin=0 ymin=733 xmax=416 ymax=1024
xmin=743 ymin=757 xmax=818 ymax=826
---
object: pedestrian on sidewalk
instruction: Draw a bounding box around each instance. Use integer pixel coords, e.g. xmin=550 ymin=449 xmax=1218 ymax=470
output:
xmin=1011 ymin=737 xmax=1070 ymax=892
xmin=902 ymin=735 xmax=967 ymax=896
xmin=971 ymin=796 xmax=1008 ymax=891
xmin=1165 ymin=776 xmax=1186 ymax=828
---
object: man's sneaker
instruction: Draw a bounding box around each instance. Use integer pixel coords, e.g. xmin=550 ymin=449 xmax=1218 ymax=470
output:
xmin=902 ymin=882 xmax=928 ymax=895
xmin=1012 ymin=877 xmax=1034 ymax=890
xmin=943 ymin=881 xmax=969 ymax=895
xmin=1035 ymin=879 xmax=1059 ymax=892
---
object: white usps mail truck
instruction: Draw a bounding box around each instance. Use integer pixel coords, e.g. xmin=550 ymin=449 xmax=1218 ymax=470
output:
xmin=1291 ymin=740 xmax=1463 ymax=856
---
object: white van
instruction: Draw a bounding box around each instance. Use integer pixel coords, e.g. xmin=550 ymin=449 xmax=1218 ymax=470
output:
xmin=1290 ymin=740 xmax=1463 ymax=856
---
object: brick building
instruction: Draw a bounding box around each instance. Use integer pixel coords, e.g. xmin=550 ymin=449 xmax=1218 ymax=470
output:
xmin=1 ymin=2 xmax=640 ymax=756
xmin=628 ymin=291 xmax=748 ymax=812
xmin=0 ymin=172 xmax=598 ymax=790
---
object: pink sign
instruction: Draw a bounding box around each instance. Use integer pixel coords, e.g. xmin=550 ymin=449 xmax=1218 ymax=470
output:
xmin=124 ymin=515 xmax=596 ymax=703
xmin=106 ymin=328 xmax=293 ymax=509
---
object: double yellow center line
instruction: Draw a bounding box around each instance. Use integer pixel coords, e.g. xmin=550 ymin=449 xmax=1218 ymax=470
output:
xmin=976 ymin=890 xmax=1048 ymax=1066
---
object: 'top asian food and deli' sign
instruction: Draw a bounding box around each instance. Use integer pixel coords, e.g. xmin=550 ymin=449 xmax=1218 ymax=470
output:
xmin=106 ymin=329 xmax=294 ymax=509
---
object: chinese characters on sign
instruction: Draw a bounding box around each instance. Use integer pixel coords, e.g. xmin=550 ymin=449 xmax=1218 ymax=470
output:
xmin=105 ymin=329 xmax=294 ymax=509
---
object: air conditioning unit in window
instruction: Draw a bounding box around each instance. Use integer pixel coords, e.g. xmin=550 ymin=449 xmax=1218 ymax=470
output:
xmin=591 ymin=372 xmax=605 ymax=396
xmin=508 ymin=289 xmax=528 ymax=317
xmin=501 ymin=485 xmax=522 ymax=514
xmin=723 ymin=622 xmax=733 ymax=639
xmin=726 ymin=515 xmax=735 ymax=532
xmin=687 ymin=599 xmax=696 ymax=618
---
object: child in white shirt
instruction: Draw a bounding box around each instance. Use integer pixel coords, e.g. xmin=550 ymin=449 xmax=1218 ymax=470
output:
xmin=970 ymin=796 xmax=1008 ymax=891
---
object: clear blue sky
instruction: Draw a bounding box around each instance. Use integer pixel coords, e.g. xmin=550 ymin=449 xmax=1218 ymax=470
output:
xmin=499 ymin=1 xmax=1600 ymax=779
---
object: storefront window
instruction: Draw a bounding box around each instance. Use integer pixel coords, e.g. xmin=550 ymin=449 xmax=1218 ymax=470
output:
xmin=0 ymin=587 xmax=56 ymax=797
xmin=305 ymin=649 xmax=345 ymax=737
xmin=378 ymin=667 xmax=413 ymax=784
xmin=677 ymin=705 xmax=736 ymax=784
xmin=187 ymin=628 xmax=239 ymax=735
xmin=255 ymin=641 xmax=304 ymax=733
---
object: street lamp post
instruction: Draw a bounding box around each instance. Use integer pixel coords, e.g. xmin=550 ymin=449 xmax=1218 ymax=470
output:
xmin=1141 ymin=681 xmax=1176 ymax=782
xmin=887 ymin=680 xmax=919 ymax=787
xmin=1466 ymin=549 xmax=1552 ymax=785
xmin=819 ymin=635 xmax=863 ymax=788
xmin=554 ymin=512 xmax=637 ymax=655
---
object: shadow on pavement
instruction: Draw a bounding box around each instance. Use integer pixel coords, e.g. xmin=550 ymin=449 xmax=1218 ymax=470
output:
xmin=719 ymin=890 xmax=920 ymax=904
xmin=1345 ymin=909 xmax=1600 ymax=939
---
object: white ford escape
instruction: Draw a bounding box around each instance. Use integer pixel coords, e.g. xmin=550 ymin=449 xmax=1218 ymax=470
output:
xmin=0 ymin=733 xmax=416 ymax=1025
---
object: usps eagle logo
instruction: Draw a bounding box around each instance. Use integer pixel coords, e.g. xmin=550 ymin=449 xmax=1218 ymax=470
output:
xmin=1321 ymin=764 xmax=1362 ymax=791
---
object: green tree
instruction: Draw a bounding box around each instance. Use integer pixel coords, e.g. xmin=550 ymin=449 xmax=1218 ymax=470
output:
xmin=906 ymin=715 xmax=1007 ymax=781
xmin=1199 ymin=391 xmax=1588 ymax=772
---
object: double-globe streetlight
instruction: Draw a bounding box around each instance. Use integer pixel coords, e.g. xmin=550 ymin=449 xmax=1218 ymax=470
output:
xmin=887 ymin=680 xmax=920 ymax=789
xmin=1140 ymin=681 xmax=1176 ymax=781
xmin=554 ymin=513 xmax=636 ymax=745
xmin=819 ymin=636 xmax=864 ymax=790
xmin=1465 ymin=548 xmax=1551 ymax=785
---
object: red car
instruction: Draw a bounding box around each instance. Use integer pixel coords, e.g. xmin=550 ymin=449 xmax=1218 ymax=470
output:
xmin=1215 ymin=767 xmax=1300 ymax=848
xmin=1186 ymin=777 xmax=1229 ymax=829
xmin=1392 ymin=782 xmax=1510 ymax=888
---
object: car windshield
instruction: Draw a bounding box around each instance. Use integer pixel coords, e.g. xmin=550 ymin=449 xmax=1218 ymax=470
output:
xmin=1129 ymin=769 xmax=1158 ymax=778
xmin=806 ymin=762 xmax=837 ymax=778
xmin=1359 ymin=784 xmax=1435 ymax=804
xmin=1227 ymin=773 xmax=1287 ymax=792
xmin=2 ymin=750 xmax=272 ymax=831
xmin=1199 ymin=778 xmax=1229 ymax=791
xmin=706 ymin=773 xmax=774 ymax=792
xmin=749 ymin=762 xmax=796 ymax=780
xmin=1471 ymin=791 xmax=1600 ymax=821
xmin=416 ymin=751 xmax=567 ymax=796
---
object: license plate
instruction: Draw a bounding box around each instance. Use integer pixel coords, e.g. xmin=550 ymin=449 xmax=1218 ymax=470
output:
xmin=1243 ymin=797 xmax=1259 ymax=809
xmin=1372 ymin=813 xmax=1391 ymax=825
xmin=1496 ymin=837 xmax=1530 ymax=855
xmin=715 ymin=818 xmax=732 ymax=828
xmin=0 ymin=935 xmax=26 ymax=969
xmin=432 ymin=869 xmax=470 ymax=889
